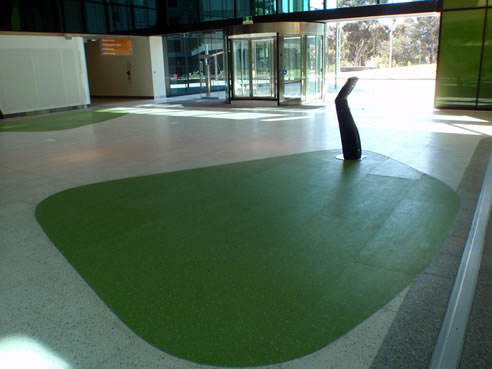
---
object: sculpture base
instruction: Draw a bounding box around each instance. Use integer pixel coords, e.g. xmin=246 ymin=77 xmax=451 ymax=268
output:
xmin=336 ymin=154 xmax=366 ymax=161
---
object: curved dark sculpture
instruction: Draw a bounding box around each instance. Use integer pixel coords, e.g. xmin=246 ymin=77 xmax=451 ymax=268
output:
xmin=335 ymin=77 xmax=362 ymax=160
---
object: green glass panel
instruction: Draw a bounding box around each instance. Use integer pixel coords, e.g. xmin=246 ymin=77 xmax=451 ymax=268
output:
xmin=478 ymin=14 xmax=492 ymax=108
xmin=443 ymin=0 xmax=487 ymax=9
xmin=435 ymin=10 xmax=485 ymax=108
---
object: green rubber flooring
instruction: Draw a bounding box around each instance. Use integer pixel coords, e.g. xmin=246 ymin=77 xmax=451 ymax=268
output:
xmin=0 ymin=110 xmax=126 ymax=132
xmin=36 ymin=150 xmax=459 ymax=367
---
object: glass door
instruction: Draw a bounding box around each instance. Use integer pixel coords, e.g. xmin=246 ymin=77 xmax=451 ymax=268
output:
xmin=281 ymin=36 xmax=302 ymax=102
xmin=306 ymin=35 xmax=323 ymax=100
xmin=200 ymin=52 xmax=224 ymax=99
xmin=199 ymin=55 xmax=212 ymax=98
xmin=252 ymin=39 xmax=275 ymax=98
xmin=232 ymin=40 xmax=250 ymax=97
xmin=231 ymin=37 xmax=276 ymax=99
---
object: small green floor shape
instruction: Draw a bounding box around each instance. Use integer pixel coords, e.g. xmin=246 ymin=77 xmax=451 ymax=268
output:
xmin=0 ymin=110 xmax=126 ymax=132
xmin=36 ymin=150 xmax=459 ymax=367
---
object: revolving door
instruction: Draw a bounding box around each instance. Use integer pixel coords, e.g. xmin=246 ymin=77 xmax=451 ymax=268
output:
xmin=227 ymin=22 xmax=325 ymax=105
xmin=232 ymin=37 xmax=276 ymax=98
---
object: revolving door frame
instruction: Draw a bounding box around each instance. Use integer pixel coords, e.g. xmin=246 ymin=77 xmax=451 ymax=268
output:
xmin=226 ymin=22 xmax=325 ymax=105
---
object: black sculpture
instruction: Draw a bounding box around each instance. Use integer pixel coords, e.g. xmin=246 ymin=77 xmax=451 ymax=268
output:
xmin=335 ymin=77 xmax=363 ymax=160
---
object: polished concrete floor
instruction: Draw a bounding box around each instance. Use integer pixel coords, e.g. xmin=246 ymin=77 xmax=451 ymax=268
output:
xmin=0 ymin=94 xmax=491 ymax=369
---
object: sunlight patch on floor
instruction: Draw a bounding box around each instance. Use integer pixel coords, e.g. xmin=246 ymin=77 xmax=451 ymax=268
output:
xmin=0 ymin=335 xmax=71 ymax=369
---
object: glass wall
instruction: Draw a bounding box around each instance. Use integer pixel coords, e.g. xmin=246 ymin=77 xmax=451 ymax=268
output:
xmin=280 ymin=0 xmax=323 ymax=13
xmin=166 ymin=32 xmax=225 ymax=97
xmin=443 ymin=0 xmax=487 ymax=9
xmin=326 ymin=15 xmax=439 ymax=107
xmin=233 ymin=40 xmax=251 ymax=97
xmin=435 ymin=1 xmax=491 ymax=109
xmin=237 ymin=0 xmax=276 ymax=17
xmin=283 ymin=36 xmax=302 ymax=98
xmin=200 ymin=0 xmax=234 ymax=21
xmin=435 ymin=10 xmax=484 ymax=108
xmin=306 ymin=35 xmax=323 ymax=98
xmin=478 ymin=13 xmax=492 ymax=108
xmin=338 ymin=0 xmax=378 ymax=7
xmin=231 ymin=36 xmax=276 ymax=99
xmin=167 ymin=0 xmax=198 ymax=26
xmin=0 ymin=0 xmax=438 ymax=30
xmin=0 ymin=0 xmax=159 ymax=33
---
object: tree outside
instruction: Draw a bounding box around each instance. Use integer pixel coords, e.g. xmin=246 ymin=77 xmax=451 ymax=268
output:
xmin=325 ymin=15 xmax=440 ymax=108
xmin=327 ymin=15 xmax=439 ymax=72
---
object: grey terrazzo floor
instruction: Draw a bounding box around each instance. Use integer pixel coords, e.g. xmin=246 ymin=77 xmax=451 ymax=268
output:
xmin=0 ymin=95 xmax=491 ymax=368
xmin=371 ymin=137 xmax=492 ymax=369
xmin=460 ymin=198 xmax=492 ymax=369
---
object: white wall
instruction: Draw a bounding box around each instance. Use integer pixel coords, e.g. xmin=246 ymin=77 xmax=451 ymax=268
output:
xmin=0 ymin=35 xmax=90 ymax=116
xmin=85 ymin=36 xmax=158 ymax=97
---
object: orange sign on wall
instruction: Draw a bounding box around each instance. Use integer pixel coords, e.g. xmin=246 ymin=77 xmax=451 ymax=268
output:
xmin=100 ymin=38 xmax=133 ymax=56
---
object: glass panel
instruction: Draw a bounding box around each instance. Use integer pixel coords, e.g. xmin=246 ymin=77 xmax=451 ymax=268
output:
xmin=255 ymin=0 xmax=277 ymax=15
xmin=85 ymin=2 xmax=108 ymax=33
xmin=189 ymin=37 xmax=201 ymax=95
xmin=133 ymin=8 xmax=148 ymax=29
xmin=281 ymin=0 xmax=324 ymax=13
xmin=167 ymin=0 xmax=198 ymax=25
xmin=167 ymin=32 xmax=225 ymax=98
xmin=237 ymin=0 xmax=253 ymax=17
xmin=326 ymin=15 xmax=439 ymax=106
xmin=478 ymin=15 xmax=492 ymax=108
xmin=108 ymin=4 xmax=130 ymax=32
xmin=148 ymin=9 xmax=157 ymax=27
xmin=22 ymin=0 xmax=62 ymax=32
xmin=252 ymin=39 xmax=274 ymax=97
xmin=326 ymin=0 xmax=337 ymax=8
xmin=436 ymin=10 xmax=485 ymax=108
xmin=200 ymin=0 xmax=234 ymax=21
xmin=338 ymin=0 xmax=377 ymax=8
xmin=380 ymin=0 xmax=435 ymax=3
xmin=233 ymin=41 xmax=250 ymax=97
xmin=0 ymin=1 xmax=23 ymax=31
xmin=237 ymin=0 xmax=276 ymax=17
xmin=443 ymin=0 xmax=487 ymax=9
xmin=167 ymin=37 xmax=188 ymax=96
xmin=199 ymin=33 xmax=225 ymax=98
xmin=283 ymin=36 xmax=302 ymax=99
xmin=63 ymin=0 xmax=85 ymax=33
xmin=306 ymin=35 xmax=323 ymax=99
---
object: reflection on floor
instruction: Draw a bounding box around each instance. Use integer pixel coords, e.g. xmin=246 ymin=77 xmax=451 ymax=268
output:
xmin=0 ymin=94 xmax=491 ymax=369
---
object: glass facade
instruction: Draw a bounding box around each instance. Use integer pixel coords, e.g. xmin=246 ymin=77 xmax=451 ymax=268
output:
xmin=0 ymin=0 xmax=160 ymax=33
xmin=443 ymin=0 xmax=487 ymax=9
xmin=200 ymin=0 xmax=234 ymax=21
xmin=280 ymin=0 xmax=324 ymax=13
xmin=167 ymin=0 xmax=198 ymax=25
xmin=338 ymin=0 xmax=378 ymax=7
xmin=166 ymin=32 xmax=225 ymax=97
xmin=283 ymin=36 xmax=302 ymax=98
xmin=0 ymin=0 xmax=438 ymax=31
xmin=236 ymin=0 xmax=276 ymax=17
xmin=325 ymin=15 xmax=439 ymax=106
xmin=231 ymin=36 xmax=276 ymax=99
xmin=435 ymin=0 xmax=492 ymax=109
xmin=478 ymin=14 xmax=492 ymax=108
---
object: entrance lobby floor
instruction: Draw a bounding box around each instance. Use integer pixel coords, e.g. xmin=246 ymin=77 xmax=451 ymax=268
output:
xmin=0 ymin=96 xmax=491 ymax=368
